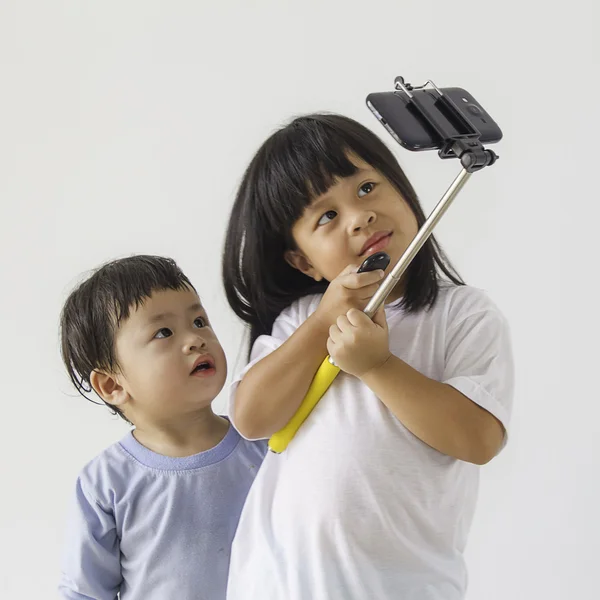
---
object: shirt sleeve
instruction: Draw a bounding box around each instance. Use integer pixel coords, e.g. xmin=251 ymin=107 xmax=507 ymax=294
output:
xmin=226 ymin=295 xmax=321 ymax=438
xmin=442 ymin=287 xmax=515 ymax=449
xmin=58 ymin=475 xmax=122 ymax=600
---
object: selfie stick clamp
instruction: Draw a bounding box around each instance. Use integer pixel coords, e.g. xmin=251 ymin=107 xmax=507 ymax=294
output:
xmin=361 ymin=76 xmax=500 ymax=317
xmin=267 ymin=76 xmax=500 ymax=453
xmin=394 ymin=76 xmax=498 ymax=172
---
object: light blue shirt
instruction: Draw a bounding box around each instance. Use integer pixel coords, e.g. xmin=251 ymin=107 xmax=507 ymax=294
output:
xmin=59 ymin=423 xmax=266 ymax=600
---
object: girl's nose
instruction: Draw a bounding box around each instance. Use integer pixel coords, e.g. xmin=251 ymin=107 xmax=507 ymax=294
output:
xmin=349 ymin=209 xmax=376 ymax=233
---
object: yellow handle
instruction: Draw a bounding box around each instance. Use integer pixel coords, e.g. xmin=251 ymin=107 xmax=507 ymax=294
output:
xmin=268 ymin=356 xmax=341 ymax=453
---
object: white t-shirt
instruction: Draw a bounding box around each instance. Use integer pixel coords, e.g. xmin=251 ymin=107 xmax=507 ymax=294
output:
xmin=226 ymin=283 xmax=514 ymax=600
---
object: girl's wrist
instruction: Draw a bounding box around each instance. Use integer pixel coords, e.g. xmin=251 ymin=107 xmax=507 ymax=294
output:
xmin=309 ymin=309 xmax=334 ymax=337
xmin=359 ymin=352 xmax=394 ymax=383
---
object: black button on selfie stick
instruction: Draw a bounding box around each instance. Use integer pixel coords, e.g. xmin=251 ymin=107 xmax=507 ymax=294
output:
xmin=357 ymin=251 xmax=391 ymax=275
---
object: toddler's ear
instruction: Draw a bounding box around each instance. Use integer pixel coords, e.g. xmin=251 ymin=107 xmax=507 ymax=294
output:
xmin=90 ymin=370 xmax=130 ymax=408
xmin=284 ymin=250 xmax=323 ymax=282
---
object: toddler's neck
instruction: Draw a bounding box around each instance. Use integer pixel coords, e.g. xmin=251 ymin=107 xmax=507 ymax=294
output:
xmin=132 ymin=410 xmax=230 ymax=458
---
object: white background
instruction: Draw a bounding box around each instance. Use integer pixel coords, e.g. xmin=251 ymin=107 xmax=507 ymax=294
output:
xmin=1 ymin=1 xmax=598 ymax=598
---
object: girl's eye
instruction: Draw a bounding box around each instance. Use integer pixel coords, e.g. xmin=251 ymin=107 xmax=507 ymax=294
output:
xmin=317 ymin=210 xmax=337 ymax=226
xmin=358 ymin=182 xmax=376 ymax=198
xmin=194 ymin=316 xmax=207 ymax=328
xmin=154 ymin=328 xmax=173 ymax=339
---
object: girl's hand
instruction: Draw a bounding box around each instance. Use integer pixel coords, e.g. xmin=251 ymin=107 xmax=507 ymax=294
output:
xmin=327 ymin=307 xmax=391 ymax=378
xmin=313 ymin=264 xmax=384 ymax=330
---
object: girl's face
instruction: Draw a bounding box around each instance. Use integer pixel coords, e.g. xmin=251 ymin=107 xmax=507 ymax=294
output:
xmin=285 ymin=155 xmax=418 ymax=299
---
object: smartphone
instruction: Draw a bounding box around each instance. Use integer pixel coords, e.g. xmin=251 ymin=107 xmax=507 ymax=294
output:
xmin=366 ymin=87 xmax=502 ymax=152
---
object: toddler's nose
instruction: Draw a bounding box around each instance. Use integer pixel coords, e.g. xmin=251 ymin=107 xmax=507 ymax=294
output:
xmin=184 ymin=335 xmax=207 ymax=354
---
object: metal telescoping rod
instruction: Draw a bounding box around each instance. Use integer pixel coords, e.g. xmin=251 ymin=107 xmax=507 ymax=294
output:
xmin=364 ymin=168 xmax=472 ymax=319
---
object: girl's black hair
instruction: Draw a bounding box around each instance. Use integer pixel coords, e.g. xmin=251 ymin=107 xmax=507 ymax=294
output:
xmin=222 ymin=113 xmax=463 ymax=353
xmin=60 ymin=255 xmax=196 ymax=422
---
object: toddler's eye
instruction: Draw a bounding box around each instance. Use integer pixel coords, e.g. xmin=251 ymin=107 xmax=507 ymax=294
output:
xmin=358 ymin=182 xmax=376 ymax=197
xmin=194 ymin=316 xmax=207 ymax=328
xmin=155 ymin=328 xmax=173 ymax=339
xmin=317 ymin=210 xmax=337 ymax=226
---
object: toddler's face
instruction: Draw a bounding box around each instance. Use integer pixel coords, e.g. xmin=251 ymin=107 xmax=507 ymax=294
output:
xmin=112 ymin=287 xmax=227 ymax=425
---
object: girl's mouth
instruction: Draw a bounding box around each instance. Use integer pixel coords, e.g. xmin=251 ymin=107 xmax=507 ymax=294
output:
xmin=360 ymin=232 xmax=392 ymax=256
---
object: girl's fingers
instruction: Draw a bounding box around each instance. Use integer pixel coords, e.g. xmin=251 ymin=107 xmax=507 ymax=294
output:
xmin=359 ymin=283 xmax=383 ymax=300
xmin=371 ymin=306 xmax=388 ymax=330
xmin=335 ymin=314 xmax=352 ymax=333
xmin=328 ymin=323 xmax=342 ymax=343
xmin=341 ymin=269 xmax=384 ymax=290
xmin=346 ymin=308 xmax=371 ymax=328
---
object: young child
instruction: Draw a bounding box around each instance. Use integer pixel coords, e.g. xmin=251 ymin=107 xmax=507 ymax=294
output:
xmin=222 ymin=114 xmax=514 ymax=599
xmin=58 ymin=255 xmax=266 ymax=600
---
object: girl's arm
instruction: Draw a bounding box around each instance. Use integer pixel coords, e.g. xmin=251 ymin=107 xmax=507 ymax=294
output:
xmin=233 ymin=312 xmax=330 ymax=439
xmin=360 ymin=354 xmax=505 ymax=464
xmin=233 ymin=267 xmax=385 ymax=439
xmin=328 ymin=305 xmax=511 ymax=465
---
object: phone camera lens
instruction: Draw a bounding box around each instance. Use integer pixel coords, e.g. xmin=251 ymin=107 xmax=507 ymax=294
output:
xmin=466 ymin=104 xmax=482 ymax=116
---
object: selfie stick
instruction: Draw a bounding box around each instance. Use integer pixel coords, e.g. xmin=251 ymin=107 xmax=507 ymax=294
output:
xmin=268 ymin=77 xmax=499 ymax=453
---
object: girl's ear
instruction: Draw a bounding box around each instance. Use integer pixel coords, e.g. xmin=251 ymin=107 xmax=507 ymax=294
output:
xmin=284 ymin=250 xmax=324 ymax=282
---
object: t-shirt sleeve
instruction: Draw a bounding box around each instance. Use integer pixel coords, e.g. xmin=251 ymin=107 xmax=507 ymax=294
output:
xmin=58 ymin=474 xmax=122 ymax=600
xmin=226 ymin=295 xmax=320 ymax=439
xmin=442 ymin=287 xmax=515 ymax=450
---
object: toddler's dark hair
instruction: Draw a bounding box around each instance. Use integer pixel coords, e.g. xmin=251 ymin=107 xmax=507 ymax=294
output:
xmin=60 ymin=255 xmax=195 ymax=422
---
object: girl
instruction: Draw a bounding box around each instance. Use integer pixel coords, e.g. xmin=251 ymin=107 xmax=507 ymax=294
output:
xmin=222 ymin=114 xmax=514 ymax=600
